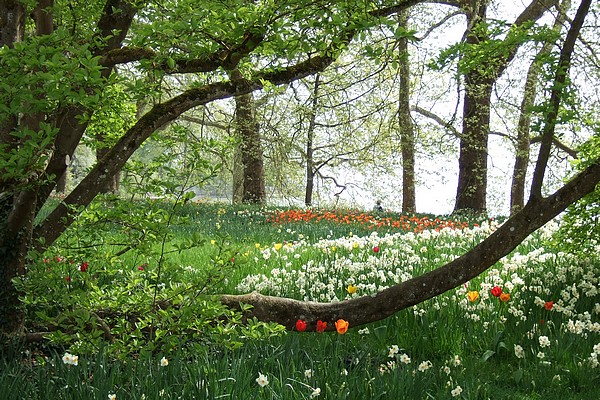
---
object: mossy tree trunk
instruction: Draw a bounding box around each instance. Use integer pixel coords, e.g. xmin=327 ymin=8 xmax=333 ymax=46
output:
xmin=397 ymin=10 xmax=416 ymax=213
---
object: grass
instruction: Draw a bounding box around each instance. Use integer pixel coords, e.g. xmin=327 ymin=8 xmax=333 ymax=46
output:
xmin=4 ymin=200 xmax=599 ymax=399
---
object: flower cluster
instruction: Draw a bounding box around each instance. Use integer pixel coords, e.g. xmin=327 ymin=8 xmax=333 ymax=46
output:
xmin=62 ymin=352 xmax=79 ymax=366
xmin=294 ymin=318 xmax=347 ymax=334
xmin=237 ymin=222 xmax=498 ymax=302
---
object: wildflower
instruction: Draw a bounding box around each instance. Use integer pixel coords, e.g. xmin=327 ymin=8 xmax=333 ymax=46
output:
xmin=417 ymin=360 xmax=432 ymax=372
xmin=452 ymin=355 xmax=461 ymax=366
xmin=544 ymin=301 xmax=554 ymax=310
xmin=373 ymin=246 xmax=380 ymax=253
xmin=539 ymin=336 xmax=551 ymax=348
xmin=537 ymin=352 xmax=545 ymax=359
xmin=256 ymin=372 xmax=269 ymax=387
xmin=358 ymin=327 xmax=370 ymax=335
xmin=304 ymin=369 xmax=313 ymax=379
xmin=388 ymin=345 xmax=399 ymax=358
xmin=335 ymin=319 xmax=349 ymax=334
xmin=137 ymin=265 xmax=145 ymax=271
xmin=160 ymin=357 xmax=168 ymax=367
xmin=316 ymin=320 xmax=327 ymax=333
xmin=108 ymin=394 xmax=116 ymax=400
xmin=62 ymin=352 xmax=78 ymax=366
xmin=347 ymin=284 xmax=357 ymax=294
xmin=399 ymin=353 xmax=411 ymax=364
xmin=295 ymin=319 xmax=307 ymax=332
xmin=490 ymin=286 xmax=502 ymax=297
xmin=274 ymin=243 xmax=283 ymax=251
xmin=443 ymin=366 xmax=451 ymax=375
xmin=514 ymin=344 xmax=525 ymax=359
xmin=78 ymin=262 xmax=89 ymax=272
xmin=500 ymin=293 xmax=511 ymax=302
xmin=467 ymin=291 xmax=479 ymax=302
xmin=310 ymin=387 xmax=321 ymax=398
xmin=451 ymin=386 xmax=463 ymax=397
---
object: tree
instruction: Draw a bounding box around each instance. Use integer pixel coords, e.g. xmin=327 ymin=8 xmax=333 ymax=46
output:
xmin=451 ymin=0 xmax=558 ymax=213
xmin=0 ymin=0 xmax=597 ymax=341
xmin=396 ymin=10 xmax=417 ymax=213
xmin=510 ymin=0 xmax=570 ymax=213
xmin=231 ymin=69 xmax=266 ymax=204
xmin=0 ymin=0 xmax=421 ymax=339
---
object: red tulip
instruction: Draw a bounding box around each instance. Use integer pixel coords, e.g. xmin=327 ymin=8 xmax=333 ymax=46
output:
xmin=316 ymin=320 xmax=327 ymax=333
xmin=490 ymin=286 xmax=502 ymax=297
xmin=295 ymin=319 xmax=307 ymax=332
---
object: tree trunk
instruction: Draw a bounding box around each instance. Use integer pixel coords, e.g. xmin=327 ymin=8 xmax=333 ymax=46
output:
xmin=232 ymin=70 xmax=266 ymax=204
xmin=96 ymin=145 xmax=121 ymax=194
xmin=232 ymin=144 xmax=244 ymax=204
xmin=55 ymin=170 xmax=68 ymax=194
xmin=397 ymin=11 xmax=416 ymax=213
xmin=304 ymin=75 xmax=321 ymax=206
xmin=0 ymin=0 xmax=30 ymax=344
xmin=454 ymin=1 xmax=491 ymax=213
xmin=510 ymin=0 xmax=569 ymax=214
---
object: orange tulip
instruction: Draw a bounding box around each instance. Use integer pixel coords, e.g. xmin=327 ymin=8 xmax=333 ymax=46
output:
xmin=335 ymin=319 xmax=349 ymax=334
xmin=499 ymin=293 xmax=511 ymax=302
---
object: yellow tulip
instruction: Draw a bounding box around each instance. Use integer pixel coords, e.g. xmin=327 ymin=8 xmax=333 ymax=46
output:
xmin=467 ymin=291 xmax=479 ymax=302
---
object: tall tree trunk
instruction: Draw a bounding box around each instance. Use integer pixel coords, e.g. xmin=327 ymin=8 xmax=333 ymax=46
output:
xmin=232 ymin=70 xmax=266 ymax=204
xmin=455 ymin=1 xmax=491 ymax=213
xmin=232 ymin=145 xmax=244 ymax=203
xmin=304 ymin=74 xmax=321 ymax=206
xmin=96 ymin=144 xmax=120 ymax=194
xmin=397 ymin=11 xmax=416 ymax=213
xmin=510 ymin=0 xmax=569 ymax=214
xmin=0 ymin=0 xmax=39 ymax=342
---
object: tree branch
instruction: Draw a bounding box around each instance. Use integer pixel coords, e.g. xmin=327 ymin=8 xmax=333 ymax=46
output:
xmin=530 ymin=0 xmax=591 ymax=198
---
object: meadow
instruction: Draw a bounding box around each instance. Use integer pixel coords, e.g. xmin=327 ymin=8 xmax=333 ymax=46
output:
xmin=2 ymin=201 xmax=599 ymax=399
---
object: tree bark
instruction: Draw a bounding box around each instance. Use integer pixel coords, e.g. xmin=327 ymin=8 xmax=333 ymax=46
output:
xmin=397 ymin=11 xmax=416 ymax=213
xmin=304 ymin=74 xmax=321 ymax=206
xmin=96 ymin=145 xmax=121 ymax=194
xmin=455 ymin=1 xmax=491 ymax=213
xmin=454 ymin=0 xmax=558 ymax=213
xmin=231 ymin=70 xmax=266 ymax=204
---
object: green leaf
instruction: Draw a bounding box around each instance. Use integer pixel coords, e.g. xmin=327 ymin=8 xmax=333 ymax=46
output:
xmin=481 ymin=349 xmax=496 ymax=362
